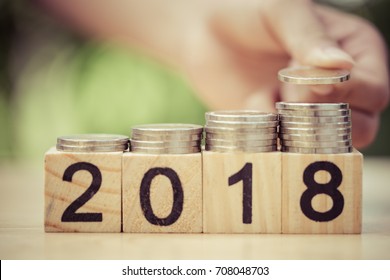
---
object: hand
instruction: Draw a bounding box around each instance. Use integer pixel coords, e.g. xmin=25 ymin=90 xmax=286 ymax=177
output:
xmin=181 ymin=0 xmax=389 ymax=148
xmin=40 ymin=0 xmax=389 ymax=148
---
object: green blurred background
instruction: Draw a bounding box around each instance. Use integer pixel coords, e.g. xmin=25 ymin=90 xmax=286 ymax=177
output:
xmin=0 ymin=0 xmax=389 ymax=162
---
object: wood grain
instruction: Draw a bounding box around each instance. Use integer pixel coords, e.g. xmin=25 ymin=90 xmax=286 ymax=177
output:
xmin=44 ymin=147 xmax=122 ymax=232
xmin=122 ymin=152 xmax=202 ymax=233
xmin=203 ymin=151 xmax=282 ymax=233
xmin=282 ymin=149 xmax=362 ymax=233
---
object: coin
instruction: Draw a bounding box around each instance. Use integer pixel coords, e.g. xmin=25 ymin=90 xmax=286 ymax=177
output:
xmin=130 ymin=139 xmax=201 ymax=148
xmin=278 ymin=66 xmax=350 ymax=84
xmin=131 ymin=146 xmax=201 ymax=154
xmin=277 ymin=108 xmax=351 ymax=117
xmin=206 ymin=110 xmax=278 ymax=122
xmin=281 ymin=146 xmax=353 ymax=154
xmin=276 ymin=102 xmax=349 ymax=110
xmin=206 ymin=138 xmax=277 ymax=147
xmin=130 ymin=123 xmax=203 ymax=154
xmin=56 ymin=134 xmax=129 ymax=152
xmin=206 ymin=132 xmax=278 ymax=141
xmin=280 ymin=121 xmax=351 ymax=129
xmin=57 ymin=134 xmax=129 ymax=146
xmin=131 ymin=132 xmax=202 ymax=141
xmin=281 ymin=139 xmax=352 ymax=148
xmin=131 ymin=123 xmax=203 ymax=135
xmin=279 ymin=133 xmax=351 ymax=142
xmin=206 ymin=120 xmax=279 ymax=128
xmin=204 ymin=110 xmax=279 ymax=152
xmin=205 ymin=126 xmax=277 ymax=134
xmin=205 ymin=145 xmax=277 ymax=153
xmin=56 ymin=144 xmax=128 ymax=152
xmin=279 ymin=126 xmax=352 ymax=135
xmin=279 ymin=115 xmax=351 ymax=123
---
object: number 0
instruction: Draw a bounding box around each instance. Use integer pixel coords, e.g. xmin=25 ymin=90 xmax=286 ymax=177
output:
xmin=140 ymin=167 xmax=184 ymax=226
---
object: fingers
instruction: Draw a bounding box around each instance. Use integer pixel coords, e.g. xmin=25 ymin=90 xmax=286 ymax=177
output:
xmin=278 ymin=3 xmax=389 ymax=148
xmin=280 ymin=82 xmax=380 ymax=147
xmin=263 ymin=0 xmax=354 ymax=69
xmin=351 ymin=110 xmax=380 ymax=149
xmin=311 ymin=5 xmax=389 ymax=114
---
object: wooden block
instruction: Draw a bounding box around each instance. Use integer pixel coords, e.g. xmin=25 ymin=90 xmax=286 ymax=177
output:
xmin=282 ymin=149 xmax=363 ymax=234
xmin=203 ymin=151 xmax=281 ymax=233
xmin=44 ymin=147 xmax=122 ymax=232
xmin=122 ymin=152 xmax=202 ymax=233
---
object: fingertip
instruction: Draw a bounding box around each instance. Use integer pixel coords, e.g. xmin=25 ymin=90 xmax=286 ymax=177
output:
xmin=310 ymin=84 xmax=334 ymax=95
xmin=305 ymin=46 xmax=355 ymax=69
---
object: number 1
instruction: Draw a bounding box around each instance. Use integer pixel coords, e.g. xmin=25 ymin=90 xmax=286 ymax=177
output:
xmin=228 ymin=163 xmax=253 ymax=224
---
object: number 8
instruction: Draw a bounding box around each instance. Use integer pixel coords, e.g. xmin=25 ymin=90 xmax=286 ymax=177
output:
xmin=300 ymin=161 xmax=344 ymax=222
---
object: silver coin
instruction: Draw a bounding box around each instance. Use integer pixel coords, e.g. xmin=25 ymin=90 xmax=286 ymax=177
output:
xmin=281 ymin=146 xmax=353 ymax=154
xmin=206 ymin=138 xmax=277 ymax=147
xmin=131 ymin=132 xmax=202 ymax=141
xmin=278 ymin=66 xmax=350 ymax=84
xmin=206 ymin=119 xmax=279 ymax=128
xmin=206 ymin=132 xmax=278 ymax=141
xmin=206 ymin=110 xmax=278 ymax=122
xmin=276 ymin=102 xmax=349 ymax=111
xmin=57 ymin=134 xmax=129 ymax=146
xmin=279 ymin=126 xmax=352 ymax=135
xmin=131 ymin=146 xmax=201 ymax=154
xmin=279 ymin=133 xmax=351 ymax=142
xmin=205 ymin=126 xmax=277 ymax=134
xmin=277 ymin=108 xmax=351 ymax=117
xmin=130 ymin=139 xmax=201 ymax=148
xmin=56 ymin=143 xmax=128 ymax=152
xmin=131 ymin=123 xmax=203 ymax=135
xmin=280 ymin=121 xmax=351 ymax=129
xmin=279 ymin=115 xmax=351 ymax=123
xmin=281 ymin=139 xmax=352 ymax=148
xmin=205 ymin=144 xmax=277 ymax=153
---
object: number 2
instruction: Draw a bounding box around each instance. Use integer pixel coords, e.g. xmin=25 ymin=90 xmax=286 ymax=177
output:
xmin=61 ymin=162 xmax=103 ymax=222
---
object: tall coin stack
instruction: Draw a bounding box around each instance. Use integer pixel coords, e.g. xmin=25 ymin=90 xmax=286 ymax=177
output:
xmin=56 ymin=134 xmax=129 ymax=152
xmin=277 ymin=66 xmax=352 ymax=154
xmin=276 ymin=102 xmax=353 ymax=154
xmin=130 ymin=124 xmax=203 ymax=154
xmin=204 ymin=110 xmax=279 ymax=152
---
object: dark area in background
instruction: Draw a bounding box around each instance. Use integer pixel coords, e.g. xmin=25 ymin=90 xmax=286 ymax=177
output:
xmin=360 ymin=1 xmax=390 ymax=156
xmin=317 ymin=0 xmax=390 ymax=156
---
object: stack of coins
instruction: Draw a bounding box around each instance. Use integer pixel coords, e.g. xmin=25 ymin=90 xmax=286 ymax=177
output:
xmin=56 ymin=134 xmax=129 ymax=152
xmin=276 ymin=102 xmax=353 ymax=154
xmin=130 ymin=124 xmax=203 ymax=154
xmin=277 ymin=66 xmax=352 ymax=154
xmin=204 ymin=110 xmax=278 ymax=152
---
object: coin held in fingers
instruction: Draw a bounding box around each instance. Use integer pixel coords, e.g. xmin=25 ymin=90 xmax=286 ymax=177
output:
xmin=278 ymin=66 xmax=350 ymax=85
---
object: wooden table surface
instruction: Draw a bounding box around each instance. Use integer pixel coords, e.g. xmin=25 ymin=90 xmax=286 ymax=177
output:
xmin=1 ymin=157 xmax=389 ymax=260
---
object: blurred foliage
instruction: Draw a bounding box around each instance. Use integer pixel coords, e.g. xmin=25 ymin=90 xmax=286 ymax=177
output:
xmin=0 ymin=0 xmax=206 ymax=161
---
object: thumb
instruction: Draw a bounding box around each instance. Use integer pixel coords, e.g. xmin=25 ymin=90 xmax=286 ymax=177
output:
xmin=265 ymin=0 xmax=354 ymax=69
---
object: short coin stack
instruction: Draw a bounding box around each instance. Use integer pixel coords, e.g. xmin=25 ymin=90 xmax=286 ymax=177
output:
xmin=276 ymin=102 xmax=353 ymax=154
xmin=204 ymin=110 xmax=278 ymax=152
xmin=56 ymin=134 xmax=129 ymax=152
xmin=130 ymin=124 xmax=203 ymax=154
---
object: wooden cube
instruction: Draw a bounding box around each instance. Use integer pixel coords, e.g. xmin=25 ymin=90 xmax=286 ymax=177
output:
xmin=203 ymin=151 xmax=281 ymax=233
xmin=122 ymin=152 xmax=202 ymax=233
xmin=282 ymin=149 xmax=363 ymax=234
xmin=44 ymin=147 xmax=123 ymax=232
